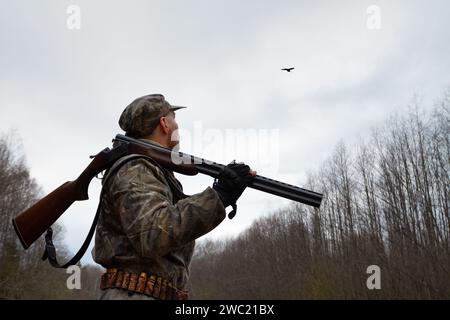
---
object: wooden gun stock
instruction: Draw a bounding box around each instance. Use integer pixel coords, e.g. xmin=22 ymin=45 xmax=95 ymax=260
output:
xmin=13 ymin=180 xmax=85 ymax=249
xmin=12 ymin=146 xmax=129 ymax=249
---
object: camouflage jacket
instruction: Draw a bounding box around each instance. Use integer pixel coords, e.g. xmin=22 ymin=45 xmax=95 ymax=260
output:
xmin=92 ymin=141 xmax=226 ymax=291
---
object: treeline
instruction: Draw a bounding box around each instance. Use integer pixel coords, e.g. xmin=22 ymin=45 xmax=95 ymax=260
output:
xmin=0 ymin=134 xmax=103 ymax=299
xmin=190 ymin=94 xmax=450 ymax=299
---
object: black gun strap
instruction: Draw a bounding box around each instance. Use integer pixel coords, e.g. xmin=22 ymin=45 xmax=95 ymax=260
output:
xmin=41 ymin=207 xmax=101 ymax=268
xmin=42 ymin=154 xmax=187 ymax=268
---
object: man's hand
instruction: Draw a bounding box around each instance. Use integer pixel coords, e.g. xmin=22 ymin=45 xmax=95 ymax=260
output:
xmin=213 ymin=161 xmax=256 ymax=217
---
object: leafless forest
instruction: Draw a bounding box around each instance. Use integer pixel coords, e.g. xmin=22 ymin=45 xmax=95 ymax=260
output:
xmin=191 ymin=95 xmax=450 ymax=299
xmin=1 ymin=94 xmax=449 ymax=299
xmin=0 ymin=134 xmax=102 ymax=299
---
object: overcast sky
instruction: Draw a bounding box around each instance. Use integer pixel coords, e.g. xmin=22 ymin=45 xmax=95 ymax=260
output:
xmin=1 ymin=0 xmax=450 ymax=265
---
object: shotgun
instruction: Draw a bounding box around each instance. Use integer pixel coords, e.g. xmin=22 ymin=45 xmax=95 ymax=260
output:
xmin=12 ymin=134 xmax=323 ymax=249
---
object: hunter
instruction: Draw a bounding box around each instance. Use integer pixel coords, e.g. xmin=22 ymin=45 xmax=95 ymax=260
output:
xmin=92 ymin=94 xmax=254 ymax=300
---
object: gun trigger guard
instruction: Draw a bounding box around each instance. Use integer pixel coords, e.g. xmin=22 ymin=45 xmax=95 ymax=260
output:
xmin=227 ymin=203 xmax=237 ymax=219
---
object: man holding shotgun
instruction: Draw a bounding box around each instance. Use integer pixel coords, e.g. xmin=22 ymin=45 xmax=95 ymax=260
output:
xmin=93 ymin=94 xmax=255 ymax=300
xmin=11 ymin=94 xmax=321 ymax=296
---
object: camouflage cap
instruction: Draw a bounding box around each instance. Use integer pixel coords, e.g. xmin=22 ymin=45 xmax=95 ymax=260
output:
xmin=119 ymin=94 xmax=186 ymax=138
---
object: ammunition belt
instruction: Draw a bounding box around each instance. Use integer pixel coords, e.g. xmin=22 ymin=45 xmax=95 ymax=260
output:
xmin=100 ymin=268 xmax=189 ymax=300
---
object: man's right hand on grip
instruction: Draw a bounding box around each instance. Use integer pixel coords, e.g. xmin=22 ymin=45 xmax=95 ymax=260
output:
xmin=212 ymin=161 xmax=255 ymax=213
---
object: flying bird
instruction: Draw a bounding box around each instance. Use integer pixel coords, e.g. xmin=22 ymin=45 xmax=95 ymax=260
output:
xmin=281 ymin=67 xmax=295 ymax=72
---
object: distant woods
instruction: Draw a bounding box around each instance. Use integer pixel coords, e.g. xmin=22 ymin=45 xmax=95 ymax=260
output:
xmin=1 ymin=93 xmax=449 ymax=299
xmin=190 ymin=94 xmax=450 ymax=299
xmin=0 ymin=134 xmax=102 ymax=299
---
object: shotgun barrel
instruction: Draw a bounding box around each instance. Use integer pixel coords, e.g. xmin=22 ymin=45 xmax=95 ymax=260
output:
xmin=114 ymin=134 xmax=323 ymax=208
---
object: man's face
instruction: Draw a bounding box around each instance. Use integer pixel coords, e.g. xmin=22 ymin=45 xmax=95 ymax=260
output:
xmin=166 ymin=111 xmax=180 ymax=148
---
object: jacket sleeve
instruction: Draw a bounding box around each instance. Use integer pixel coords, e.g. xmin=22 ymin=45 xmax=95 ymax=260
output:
xmin=110 ymin=158 xmax=226 ymax=258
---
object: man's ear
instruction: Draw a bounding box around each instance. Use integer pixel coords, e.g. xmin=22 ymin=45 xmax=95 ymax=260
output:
xmin=159 ymin=117 xmax=170 ymax=134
